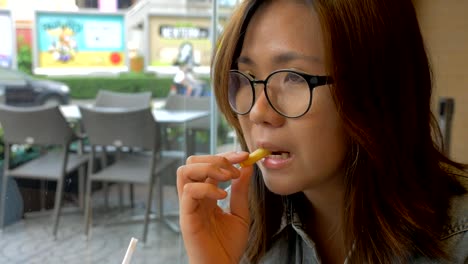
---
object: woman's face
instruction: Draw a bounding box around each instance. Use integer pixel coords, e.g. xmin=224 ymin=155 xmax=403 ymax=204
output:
xmin=236 ymin=0 xmax=348 ymax=196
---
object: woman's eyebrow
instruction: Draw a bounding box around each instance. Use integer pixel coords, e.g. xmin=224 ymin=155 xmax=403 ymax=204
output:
xmin=272 ymin=52 xmax=323 ymax=65
xmin=236 ymin=56 xmax=255 ymax=66
xmin=236 ymin=52 xmax=323 ymax=66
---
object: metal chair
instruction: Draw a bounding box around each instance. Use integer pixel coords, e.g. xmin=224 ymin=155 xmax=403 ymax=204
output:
xmin=93 ymin=90 xmax=153 ymax=209
xmin=94 ymin=90 xmax=152 ymax=108
xmin=164 ymin=94 xmax=210 ymax=131
xmin=163 ymin=94 xmax=211 ymax=154
xmin=0 ymin=104 xmax=88 ymax=238
xmin=80 ymin=106 xmax=178 ymax=243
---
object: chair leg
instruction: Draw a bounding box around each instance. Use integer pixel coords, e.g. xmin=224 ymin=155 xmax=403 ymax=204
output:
xmin=100 ymin=150 xmax=108 ymax=168
xmin=84 ymin=178 xmax=93 ymax=236
xmin=78 ymin=165 xmax=85 ymax=210
xmin=52 ymin=178 xmax=65 ymax=239
xmin=100 ymin=151 xmax=110 ymax=211
xmin=0 ymin=175 xmax=9 ymax=229
xmin=143 ymin=178 xmax=155 ymax=243
xmin=118 ymin=184 xmax=124 ymax=210
xmin=103 ymin=183 xmax=109 ymax=210
xmin=158 ymin=177 xmax=164 ymax=219
xmin=129 ymin=184 xmax=134 ymax=209
xmin=40 ymin=180 xmax=46 ymax=211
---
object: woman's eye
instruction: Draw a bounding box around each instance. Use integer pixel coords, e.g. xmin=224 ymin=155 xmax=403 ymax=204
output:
xmin=285 ymin=73 xmax=305 ymax=83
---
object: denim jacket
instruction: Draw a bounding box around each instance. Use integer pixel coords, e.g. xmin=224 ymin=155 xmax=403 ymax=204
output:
xmin=226 ymin=174 xmax=468 ymax=264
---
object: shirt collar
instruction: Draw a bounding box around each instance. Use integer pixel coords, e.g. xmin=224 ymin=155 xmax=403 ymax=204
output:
xmin=273 ymin=199 xmax=305 ymax=237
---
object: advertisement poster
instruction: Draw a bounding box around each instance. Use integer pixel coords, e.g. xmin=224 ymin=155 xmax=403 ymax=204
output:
xmin=35 ymin=12 xmax=126 ymax=69
xmin=149 ymin=18 xmax=215 ymax=67
xmin=0 ymin=10 xmax=14 ymax=68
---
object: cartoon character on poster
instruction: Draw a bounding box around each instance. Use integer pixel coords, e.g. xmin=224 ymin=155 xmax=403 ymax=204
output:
xmin=47 ymin=26 xmax=77 ymax=63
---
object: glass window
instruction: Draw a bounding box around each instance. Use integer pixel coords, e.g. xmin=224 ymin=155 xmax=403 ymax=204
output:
xmin=0 ymin=1 xmax=239 ymax=263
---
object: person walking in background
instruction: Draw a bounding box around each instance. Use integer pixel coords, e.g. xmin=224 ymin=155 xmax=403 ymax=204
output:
xmin=171 ymin=64 xmax=208 ymax=97
xmin=185 ymin=66 xmax=208 ymax=97
xmin=177 ymin=0 xmax=468 ymax=263
xmin=171 ymin=64 xmax=192 ymax=96
xmin=171 ymin=41 xmax=200 ymax=96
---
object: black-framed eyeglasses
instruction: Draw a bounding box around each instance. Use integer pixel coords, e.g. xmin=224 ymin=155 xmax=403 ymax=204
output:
xmin=228 ymin=69 xmax=333 ymax=118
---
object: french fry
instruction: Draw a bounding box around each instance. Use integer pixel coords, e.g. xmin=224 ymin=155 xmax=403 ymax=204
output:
xmin=239 ymin=148 xmax=271 ymax=167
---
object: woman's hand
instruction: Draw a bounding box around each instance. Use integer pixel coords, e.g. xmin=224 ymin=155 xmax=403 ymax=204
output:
xmin=177 ymin=151 xmax=253 ymax=264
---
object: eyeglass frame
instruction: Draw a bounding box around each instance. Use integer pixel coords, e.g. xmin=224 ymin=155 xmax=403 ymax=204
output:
xmin=228 ymin=69 xmax=334 ymax=118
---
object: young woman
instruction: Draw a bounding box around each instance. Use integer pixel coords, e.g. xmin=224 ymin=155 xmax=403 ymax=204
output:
xmin=176 ymin=0 xmax=468 ymax=263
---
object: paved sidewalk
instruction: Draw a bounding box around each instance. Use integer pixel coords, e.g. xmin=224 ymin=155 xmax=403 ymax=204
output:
xmin=0 ymin=185 xmax=187 ymax=264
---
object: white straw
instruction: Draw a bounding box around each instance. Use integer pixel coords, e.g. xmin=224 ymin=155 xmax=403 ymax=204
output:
xmin=122 ymin=237 xmax=138 ymax=264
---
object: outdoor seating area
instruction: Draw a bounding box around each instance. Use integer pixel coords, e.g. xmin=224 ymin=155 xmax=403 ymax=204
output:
xmin=0 ymin=91 xmax=216 ymax=263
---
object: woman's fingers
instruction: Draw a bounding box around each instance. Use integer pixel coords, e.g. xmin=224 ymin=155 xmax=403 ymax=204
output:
xmin=187 ymin=153 xmax=246 ymax=176
xmin=177 ymin=163 xmax=231 ymax=200
xmin=179 ymin=162 xmax=235 ymax=183
xmin=180 ymin=182 xmax=227 ymax=215
xmin=229 ymin=166 xmax=254 ymax=223
xmin=177 ymin=152 xmax=249 ymax=195
xmin=177 ymin=151 xmax=250 ymax=212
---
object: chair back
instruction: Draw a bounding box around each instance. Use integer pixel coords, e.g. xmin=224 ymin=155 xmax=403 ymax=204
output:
xmin=0 ymin=104 xmax=75 ymax=145
xmin=164 ymin=94 xmax=210 ymax=111
xmin=79 ymin=106 xmax=159 ymax=150
xmin=164 ymin=94 xmax=210 ymax=130
xmin=94 ymin=90 xmax=152 ymax=108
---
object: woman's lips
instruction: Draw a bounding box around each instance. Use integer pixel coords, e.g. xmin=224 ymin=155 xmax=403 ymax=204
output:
xmin=269 ymin=151 xmax=291 ymax=159
xmin=256 ymin=142 xmax=293 ymax=168
xmin=262 ymin=151 xmax=293 ymax=169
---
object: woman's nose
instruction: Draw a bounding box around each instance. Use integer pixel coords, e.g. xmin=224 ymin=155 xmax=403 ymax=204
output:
xmin=248 ymin=89 xmax=285 ymax=127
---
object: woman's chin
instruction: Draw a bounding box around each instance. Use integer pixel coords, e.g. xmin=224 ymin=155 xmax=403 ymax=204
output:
xmin=263 ymin=179 xmax=300 ymax=196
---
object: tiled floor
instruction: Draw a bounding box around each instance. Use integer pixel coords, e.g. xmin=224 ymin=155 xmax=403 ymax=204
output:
xmin=0 ymin=185 xmax=188 ymax=264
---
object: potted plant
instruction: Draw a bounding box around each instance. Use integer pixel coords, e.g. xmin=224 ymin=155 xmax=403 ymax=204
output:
xmin=129 ymin=49 xmax=144 ymax=73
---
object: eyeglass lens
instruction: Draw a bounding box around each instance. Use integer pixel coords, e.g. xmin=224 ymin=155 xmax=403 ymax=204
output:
xmin=228 ymin=71 xmax=312 ymax=117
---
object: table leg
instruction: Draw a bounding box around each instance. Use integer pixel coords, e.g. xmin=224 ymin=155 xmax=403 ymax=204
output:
xmin=185 ymin=128 xmax=197 ymax=159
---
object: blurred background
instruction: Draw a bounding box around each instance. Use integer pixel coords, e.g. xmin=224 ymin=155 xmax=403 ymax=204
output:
xmin=0 ymin=0 xmax=466 ymax=263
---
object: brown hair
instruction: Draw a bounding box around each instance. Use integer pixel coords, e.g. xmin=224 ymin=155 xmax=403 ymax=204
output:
xmin=212 ymin=0 xmax=467 ymax=263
